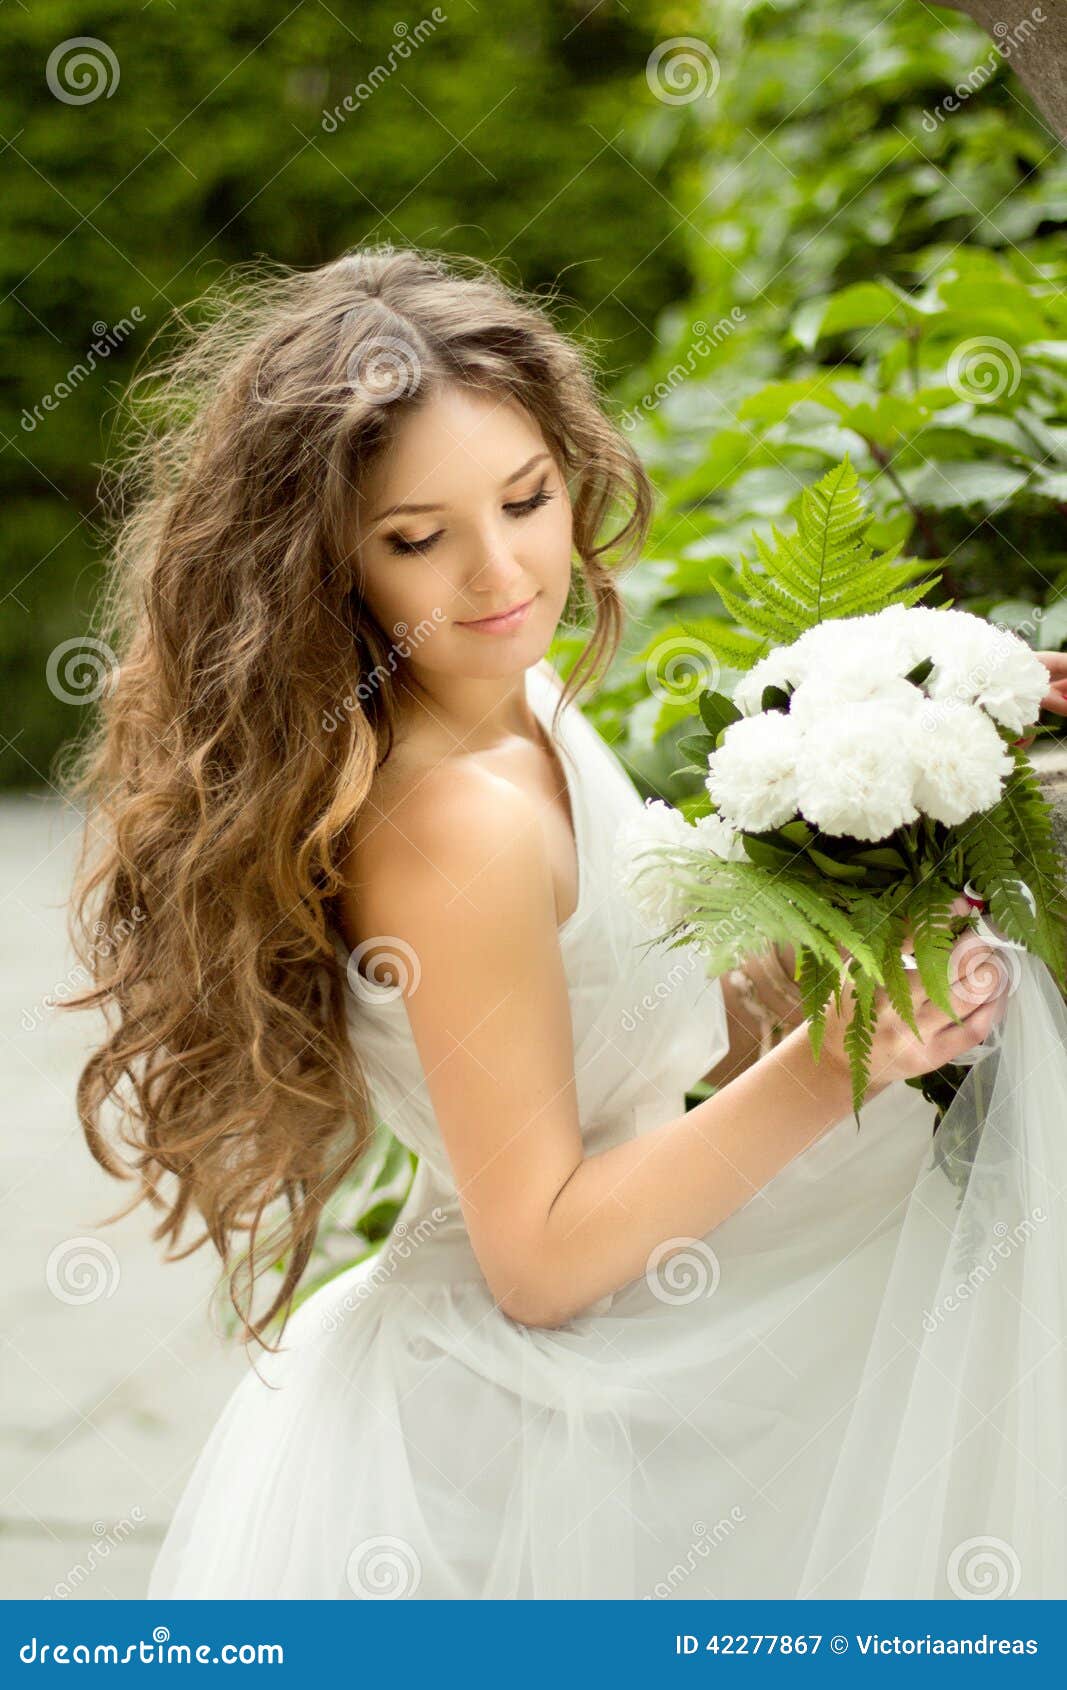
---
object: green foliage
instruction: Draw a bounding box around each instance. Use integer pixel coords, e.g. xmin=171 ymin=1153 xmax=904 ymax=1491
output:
xmin=567 ymin=0 xmax=1067 ymax=800
xmin=2 ymin=0 xmax=689 ymax=790
xmin=641 ymin=461 xmax=1067 ymax=1119
xmin=711 ymin=457 xmax=940 ymax=661
xmin=969 ymin=749 xmax=1067 ymax=980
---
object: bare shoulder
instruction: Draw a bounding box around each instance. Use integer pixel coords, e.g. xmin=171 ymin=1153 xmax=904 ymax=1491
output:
xmin=339 ymin=747 xmax=556 ymax=984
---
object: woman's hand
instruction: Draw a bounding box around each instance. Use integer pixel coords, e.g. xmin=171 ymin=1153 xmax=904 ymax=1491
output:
xmin=820 ymin=918 xmax=1010 ymax=1094
xmin=1015 ymin=649 xmax=1067 ymax=751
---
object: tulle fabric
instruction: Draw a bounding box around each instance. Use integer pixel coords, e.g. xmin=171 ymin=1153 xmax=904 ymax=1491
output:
xmin=800 ymin=938 xmax=1067 ymax=1599
xmin=148 ymin=1078 xmax=942 ymax=1599
xmin=147 ymin=662 xmax=1067 ymax=1599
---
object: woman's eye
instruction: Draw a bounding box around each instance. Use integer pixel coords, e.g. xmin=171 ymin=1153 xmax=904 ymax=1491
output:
xmin=387 ymin=530 xmax=442 ymax=557
xmin=385 ymin=483 xmax=554 ymax=556
xmin=504 ymin=483 xmax=555 ymax=519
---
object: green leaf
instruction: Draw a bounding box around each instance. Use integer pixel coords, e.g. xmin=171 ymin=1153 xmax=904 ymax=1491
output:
xmin=715 ymin=457 xmax=940 ymax=652
xmin=761 ymin=684 xmax=792 ymax=711
xmin=896 ymin=461 xmax=1028 ymax=511
xmin=806 ymin=845 xmax=870 ymax=882
xmin=851 ymin=845 xmax=910 ymax=870
xmin=904 ymin=878 xmax=959 ymax=1020
xmin=677 ymin=731 xmax=717 ymax=765
xmin=742 ymin=835 xmax=800 ymax=871
xmin=698 ymin=690 xmax=742 ymax=737
xmin=779 ymin=819 xmax=816 ymax=847
xmin=792 ymin=282 xmax=912 ymax=352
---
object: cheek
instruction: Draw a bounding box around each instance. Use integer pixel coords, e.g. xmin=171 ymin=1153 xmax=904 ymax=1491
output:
xmin=360 ymin=559 xmax=451 ymax=636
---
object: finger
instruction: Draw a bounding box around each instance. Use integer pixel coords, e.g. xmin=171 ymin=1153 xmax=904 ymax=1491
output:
xmin=948 ymin=935 xmax=1013 ymax=1011
xmin=950 ymin=994 xmax=1006 ymax=1051
xmin=923 ymin=997 xmax=1003 ymax=1067
xmin=901 ymin=893 xmax=976 ymax=961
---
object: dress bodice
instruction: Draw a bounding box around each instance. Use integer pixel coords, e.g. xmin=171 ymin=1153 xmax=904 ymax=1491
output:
xmin=339 ymin=657 xmax=729 ymax=1206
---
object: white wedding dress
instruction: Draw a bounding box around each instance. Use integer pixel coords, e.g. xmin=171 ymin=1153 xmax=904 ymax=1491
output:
xmin=148 ymin=658 xmax=1067 ymax=1600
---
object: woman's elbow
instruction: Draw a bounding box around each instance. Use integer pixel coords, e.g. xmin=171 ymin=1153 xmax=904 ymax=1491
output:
xmin=498 ymin=1288 xmax=568 ymax=1330
xmin=493 ymin=1270 xmax=570 ymax=1330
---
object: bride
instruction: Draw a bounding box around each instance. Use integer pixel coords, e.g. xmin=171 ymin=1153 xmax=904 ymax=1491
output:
xmin=67 ymin=244 xmax=1067 ymax=1600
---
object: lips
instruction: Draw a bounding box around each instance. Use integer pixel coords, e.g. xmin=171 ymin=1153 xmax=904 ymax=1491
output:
xmin=457 ymin=594 xmax=536 ymax=629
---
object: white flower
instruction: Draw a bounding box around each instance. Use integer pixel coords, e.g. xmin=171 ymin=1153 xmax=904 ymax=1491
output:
xmin=788 ymin=661 xmax=925 ymax=730
xmin=792 ymin=700 xmax=921 ymax=840
xmin=911 ymin=697 xmax=1014 ymax=823
xmin=733 ymin=645 xmax=806 ymax=716
xmin=925 ymin=617 xmax=1048 ymax=735
xmin=692 ymin=810 xmax=749 ymax=861
xmin=705 ymin=710 xmax=803 ymax=831
xmin=735 ymin=608 xmax=925 ymax=721
xmin=613 ymin=799 xmax=705 ymax=931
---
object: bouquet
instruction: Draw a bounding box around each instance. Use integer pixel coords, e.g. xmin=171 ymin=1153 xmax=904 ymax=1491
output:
xmin=615 ymin=459 xmax=1067 ymax=1148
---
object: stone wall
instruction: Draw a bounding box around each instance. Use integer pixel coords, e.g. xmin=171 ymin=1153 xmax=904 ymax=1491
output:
xmin=1032 ymin=749 xmax=1067 ymax=1000
xmin=1033 ymin=744 xmax=1067 ymax=876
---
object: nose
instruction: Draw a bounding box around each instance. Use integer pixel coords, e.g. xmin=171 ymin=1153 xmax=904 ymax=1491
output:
xmin=464 ymin=522 xmax=528 ymax=599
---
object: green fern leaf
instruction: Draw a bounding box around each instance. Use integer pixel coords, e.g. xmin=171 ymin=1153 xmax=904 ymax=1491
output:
xmin=842 ymin=962 xmax=877 ymax=1119
xmin=718 ymin=457 xmax=940 ymax=650
xmin=797 ymin=943 xmax=841 ymax=1059
xmin=971 ymin=751 xmax=1067 ymax=984
xmin=903 ymin=877 xmax=958 ymax=1020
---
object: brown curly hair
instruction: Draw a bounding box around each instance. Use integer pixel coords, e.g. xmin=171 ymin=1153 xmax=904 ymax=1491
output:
xmin=66 ymin=242 xmax=654 ymax=1353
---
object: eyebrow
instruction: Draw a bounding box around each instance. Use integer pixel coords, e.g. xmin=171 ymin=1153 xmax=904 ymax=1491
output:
xmin=370 ymin=452 xmax=552 ymax=522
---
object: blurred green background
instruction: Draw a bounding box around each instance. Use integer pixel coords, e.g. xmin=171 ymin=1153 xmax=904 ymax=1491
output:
xmin=4 ymin=0 xmax=1067 ymax=801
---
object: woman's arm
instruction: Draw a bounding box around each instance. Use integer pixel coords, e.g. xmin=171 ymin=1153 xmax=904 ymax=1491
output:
xmin=699 ymin=943 xmax=806 ymax=1090
xmin=339 ymin=770 xmax=1004 ymax=1331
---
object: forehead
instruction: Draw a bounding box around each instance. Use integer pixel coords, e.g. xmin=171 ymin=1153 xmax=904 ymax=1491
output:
xmin=362 ymin=386 xmax=547 ymax=508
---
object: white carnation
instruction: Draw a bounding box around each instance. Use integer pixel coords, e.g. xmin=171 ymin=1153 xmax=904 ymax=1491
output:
xmin=733 ymin=645 xmax=807 ymax=716
xmin=692 ymin=810 xmax=749 ymax=861
xmin=793 ymin=700 xmax=920 ymax=840
xmin=925 ymin=617 xmax=1048 ymax=735
xmin=788 ymin=660 xmax=924 ymax=730
xmin=788 ymin=610 xmax=912 ymax=673
xmin=911 ymin=697 xmax=1014 ymax=823
xmin=705 ymin=710 xmax=803 ymax=831
xmin=613 ymin=799 xmax=705 ymax=931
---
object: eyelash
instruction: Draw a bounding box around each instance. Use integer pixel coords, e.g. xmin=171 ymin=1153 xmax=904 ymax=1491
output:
xmin=386 ymin=482 xmax=555 ymax=557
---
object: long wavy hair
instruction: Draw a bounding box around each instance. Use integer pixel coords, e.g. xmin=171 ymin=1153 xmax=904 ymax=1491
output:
xmin=66 ymin=243 xmax=654 ymax=1353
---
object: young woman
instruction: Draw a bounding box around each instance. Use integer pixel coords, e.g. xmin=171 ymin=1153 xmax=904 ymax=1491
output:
xmin=69 ymin=245 xmax=1067 ymax=1600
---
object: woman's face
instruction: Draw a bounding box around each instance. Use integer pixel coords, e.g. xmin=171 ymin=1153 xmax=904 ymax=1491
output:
xmin=352 ymin=384 xmax=574 ymax=680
